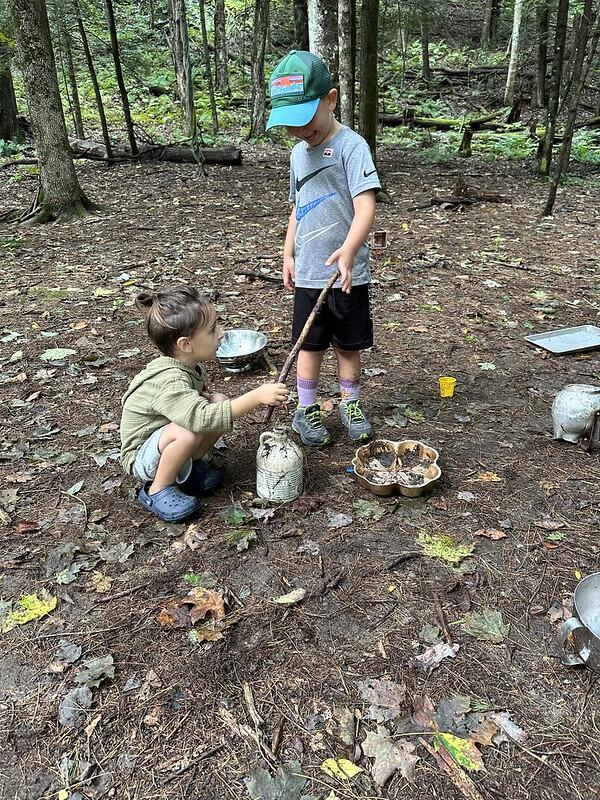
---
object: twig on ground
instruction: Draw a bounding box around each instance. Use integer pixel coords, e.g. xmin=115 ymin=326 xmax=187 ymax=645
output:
xmin=434 ymin=593 xmax=453 ymax=645
xmin=419 ymin=737 xmax=484 ymax=800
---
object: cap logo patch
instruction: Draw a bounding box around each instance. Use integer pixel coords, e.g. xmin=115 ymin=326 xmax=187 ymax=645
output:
xmin=271 ymin=74 xmax=305 ymax=97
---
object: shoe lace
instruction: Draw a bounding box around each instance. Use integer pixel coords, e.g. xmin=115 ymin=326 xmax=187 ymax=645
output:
xmin=345 ymin=400 xmax=365 ymax=424
xmin=305 ymin=406 xmax=323 ymax=428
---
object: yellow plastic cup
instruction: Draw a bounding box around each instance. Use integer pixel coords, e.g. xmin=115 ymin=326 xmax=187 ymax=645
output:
xmin=439 ymin=376 xmax=457 ymax=398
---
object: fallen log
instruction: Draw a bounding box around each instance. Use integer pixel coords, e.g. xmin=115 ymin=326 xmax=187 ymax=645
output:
xmin=408 ymin=178 xmax=510 ymax=211
xmin=67 ymin=137 xmax=242 ymax=165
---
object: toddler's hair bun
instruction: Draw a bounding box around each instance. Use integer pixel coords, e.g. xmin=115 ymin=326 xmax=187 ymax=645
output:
xmin=136 ymin=291 xmax=155 ymax=310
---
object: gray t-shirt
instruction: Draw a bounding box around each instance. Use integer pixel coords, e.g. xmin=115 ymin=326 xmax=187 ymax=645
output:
xmin=288 ymin=125 xmax=381 ymax=289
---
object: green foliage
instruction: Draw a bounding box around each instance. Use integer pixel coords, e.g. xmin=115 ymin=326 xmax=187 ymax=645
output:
xmin=570 ymin=130 xmax=600 ymax=165
xmin=0 ymin=139 xmax=26 ymax=158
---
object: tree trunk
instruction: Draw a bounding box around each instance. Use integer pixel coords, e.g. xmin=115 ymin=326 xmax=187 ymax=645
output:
xmin=535 ymin=0 xmax=549 ymax=108
xmin=249 ymin=0 xmax=269 ymax=137
xmin=9 ymin=0 xmax=95 ymax=222
xmin=103 ymin=0 xmax=137 ymax=154
xmin=537 ymin=0 xmax=569 ymax=175
xmin=481 ymin=0 xmax=501 ymax=47
xmin=213 ymin=0 xmax=230 ymax=94
xmin=74 ymin=0 xmax=112 ymax=159
xmin=421 ymin=10 xmax=431 ymax=82
xmin=168 ymin=0 xmax=195 ymax=136
xmin=307 ymin=0 xmax=338 ymax=79
xmin=55 ymin=2 xmax=84 ymax=137
xmin=293 ymin=0 xmax=309 ymax=50
xmin=0 ymin=49 xmax=20 ymax=142
xmin=358 ymin=0 xmax=378 ymax=160
xmin=198 ymin=0 xmax=219 ymax=135
xmin=504 ymin=0 xmax=523 ymax=105
xmin=544 ymin=2 xmax=599 ymax=216
xmin=338 ymin=0 xmax=354 ymax=127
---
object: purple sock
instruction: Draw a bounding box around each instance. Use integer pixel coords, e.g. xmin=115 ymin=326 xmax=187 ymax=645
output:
xmin=297 ymin=378 xmax=318 ymax=408
xmin=340 ymin=379 xmax=360 ymax=401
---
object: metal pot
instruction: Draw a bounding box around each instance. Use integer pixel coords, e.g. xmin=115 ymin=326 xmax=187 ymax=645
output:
xmin=560 ymin=572 xmax=600 ymax=672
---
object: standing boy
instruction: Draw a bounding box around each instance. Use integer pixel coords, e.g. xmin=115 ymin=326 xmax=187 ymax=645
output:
xmin=266 ymin=50 xmax=380 ymax=446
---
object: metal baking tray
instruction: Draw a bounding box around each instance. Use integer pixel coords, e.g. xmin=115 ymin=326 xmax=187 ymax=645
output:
xmin=524 ymin=325 xmax=600 ymax=354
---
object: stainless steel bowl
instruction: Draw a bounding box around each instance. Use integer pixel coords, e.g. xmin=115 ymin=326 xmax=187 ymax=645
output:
xmin=216 ymin=329 xmax=268 ymax=372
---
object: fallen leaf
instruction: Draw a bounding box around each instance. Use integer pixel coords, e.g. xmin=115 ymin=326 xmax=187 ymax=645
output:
xmin=56 ymin=640 xmax=82 ymax=664
xmin=58 ymin=686 xmax=92 ymax=729
xmin=184 ymin=571 xmax=217 ymax=588
xmin=409 ymin=641 xmax=460 ymax=675
xmin=143 ymin=705 xmax=162 ymax=727
xmin=533 ymin=518 xmax=565 ymax=531
xmin=419 ymin=623 xmax=441 ymax=644
xmin=245 ymin=761 xmax=309 ymax=800
xmin=183 ymin=521 xmax=207 ymax=549
xmin=479 ymin=362 xmax=496 ymax=371
xmin=359 ymin=677 xmax=407 ymax=722
xmin=321 ymin=758 xmax=363 ymax=780
xmin=291 ymin=495 xmax=322 ymax=515
xmin=15 ymin=521 xmax=40 ymax=534
xmin=434 ymin=732 xmax=484 ymax=772
xmin=40 ymin=347 xmax=76 ymax=362
xmin=326 ymin=511 xmax=353 ymax=529
xmin=333 ymin=705 xmax=354 ymax=746
xmin=157 ymin=587 xmax=225 ymax=629
xmin=488 ymin=711 xmax=527 ymax=745
xmin=272 ymin=588 xmax=307 ymax=605
xmin=353 ymin=499 xmax=386 ymax=520
xmin=220 ymin=503 xmax=251 ymax=526
xmin=460 ymin=609 xmax=509 ymax=643
xmin=225 ymin=527 xmax=257 ymax=551
xmin=428 ymin=496 xmax=448 ymax=511
xmin=473 ymin=528 xmax=507 ymax=540
xmin=473 ymin=471 xmax=502 ymax=483
xmin=363 ymin=725 xmax=419 ymax=785
xmin=457 ymin=491 xmax=475 ymax=502
xmin=88 ymin=571 xmax=113 ymax=593
xmin=99 ymin=542 xmax=134 ymax=563
xmin=0 ymin=591 xmax=57 ymax=633
xmin=418 ymin=532 xmax=475 ymax=564
xmin=74 ymin=655 xmax=115 ymax=688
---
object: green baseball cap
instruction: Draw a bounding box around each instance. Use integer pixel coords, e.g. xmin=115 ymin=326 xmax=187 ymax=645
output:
xmin=266 ymin=50 xmax=334 ymax=130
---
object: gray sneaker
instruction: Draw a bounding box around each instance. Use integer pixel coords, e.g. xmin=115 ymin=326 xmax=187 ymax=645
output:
xmin=292 ymin=404 xmax=332 ymax=446
xmin=340 ymin=399 xmax=373 ymax=441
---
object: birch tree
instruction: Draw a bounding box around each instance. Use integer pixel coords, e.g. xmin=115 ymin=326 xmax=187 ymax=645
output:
xmin=308 ymin=0 xmax=338 ymax=77
xmin=504 ymin=0 xmax=523 ymax=105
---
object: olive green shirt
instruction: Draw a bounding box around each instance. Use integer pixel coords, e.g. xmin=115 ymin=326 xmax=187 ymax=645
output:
xmin=120 ymin=356 xmax=233 ymax=474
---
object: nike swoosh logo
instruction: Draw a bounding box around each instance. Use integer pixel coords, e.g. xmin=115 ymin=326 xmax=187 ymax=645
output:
xmin=363 ymin=168 xmax=377 ymax=177
xmin=296 ymin=164 xmax=334 ymax=192
xmin=296 ymin=221 xmax=340 ymax=245
xmin=296 ymin=192 xmax=336 ymax=221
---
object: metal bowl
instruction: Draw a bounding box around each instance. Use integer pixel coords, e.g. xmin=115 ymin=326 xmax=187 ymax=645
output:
xmin=216 ymin=329 xmax=268 ymax=372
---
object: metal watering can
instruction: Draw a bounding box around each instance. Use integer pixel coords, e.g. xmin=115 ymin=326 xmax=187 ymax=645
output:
xmin=559 ymin=572 xmax=600 ymax=673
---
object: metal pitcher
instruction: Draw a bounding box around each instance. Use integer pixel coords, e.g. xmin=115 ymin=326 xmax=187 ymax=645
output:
xmin=559 ymin=572 xmax=600 ymax=673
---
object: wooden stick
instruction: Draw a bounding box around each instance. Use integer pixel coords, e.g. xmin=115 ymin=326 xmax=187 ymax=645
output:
xmin=263 ymin=270 xmax=340 ymax=424
xmin=419 ymin=738 xmax=485 ymax=800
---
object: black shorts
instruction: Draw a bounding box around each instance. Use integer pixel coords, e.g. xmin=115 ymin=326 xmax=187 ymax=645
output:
xmin=291 ymin=284 xmax=373 ymax=352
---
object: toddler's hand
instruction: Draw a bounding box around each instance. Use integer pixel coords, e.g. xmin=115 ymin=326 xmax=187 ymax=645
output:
xmin=258 ymin=382 xmax=289 ymax=407
xmin=283 ymin=256 xmax=296 ymax=291
xmin=326 ymin=247 xmax=354 ymax=293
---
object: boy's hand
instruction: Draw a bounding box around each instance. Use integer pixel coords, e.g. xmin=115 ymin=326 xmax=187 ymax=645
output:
xmin=257 ymin=382 xmax=289 ymax=407
xmin=326 ymin=247 xmax=354 ymax=294
xmin=283 ymin=255 xmax=296 ymax=291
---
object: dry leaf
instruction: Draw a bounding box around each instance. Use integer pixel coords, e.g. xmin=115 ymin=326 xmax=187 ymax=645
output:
xmin=272 ymin=588 xmax=307 ymax=605
xmin=89 ymin=571 xmax=112 ymax=594
xmin=363 ymin=725 xmax=419 ymax=785
xmin=143 ymin=706 xmax=162 ymax=727
xmin=488 ymin=711 xmax=527 ymax=745
xmin=533 ymin=519 xmax=565 ymax=531
xmin=409 ymin=642 xmax=460 ymax=675
xmin=157 ymin=588 xmax=225 ymax=629
xmin=359 ymin=677 xmax=407 ymax=723
xmin=473 ymin=471 xmax=502 ymax=483
xmin=473 ymin=528 xmax=507 ymax=540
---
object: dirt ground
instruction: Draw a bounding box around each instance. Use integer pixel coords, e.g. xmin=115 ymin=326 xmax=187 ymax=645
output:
xmin=1 ymin=143 xmax=600 ymax=800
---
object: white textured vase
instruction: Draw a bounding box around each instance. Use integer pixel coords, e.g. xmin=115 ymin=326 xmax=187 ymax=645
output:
xmin=552 ymin=384 xmax=600 ymax=444
xmin=256 ymin=427 xmax=303 ymax=502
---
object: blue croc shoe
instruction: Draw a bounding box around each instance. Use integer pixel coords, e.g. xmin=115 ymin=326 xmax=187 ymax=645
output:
xmin=179 ymin=459 xmax=224 ymax=496
xmin=138 ymin=483 xmax=201 ymax=522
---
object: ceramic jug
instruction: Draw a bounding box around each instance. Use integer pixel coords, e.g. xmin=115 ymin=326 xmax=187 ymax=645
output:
xmin=256 ymin=427 xmax=303 ymax=503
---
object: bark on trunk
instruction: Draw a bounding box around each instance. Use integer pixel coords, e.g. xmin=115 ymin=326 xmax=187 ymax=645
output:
xmin=535 ymin=0 xmax=549 ymax=108
xmin=75 ymin=0 xmax=112 ymax=159
xmin=504 ymin=0 xmax=523 ymax=105
xmin=307 ymin=0 xmax=338 ymax=79
xmin=9 ymin=0 xmax=95 ymax=222
xmin=168 ymin=0 xmax=195 ymax=137
xmin=358 ymin=0 xmax=378 ymax=160
xmin=103 ymin=0 xmax=138 ymax=154
xmin=481 ymin=0 xmax=501 ymax=47
xmin=249 ymin=0 xmax=269 ymax=137
xmin=421 ymin=11 xmax=431 ymax=82
xmin=544 ymin=2 xmax=599 ymax=216
xmin=293 ymin=0 xmax=309 ymax=50
xmin=55 ymin=2 xmax=84 ymax=137
xmin=538 ymin=0 xmax=569 ymax=175
xmin=213 ymin=0 xmax=230 ymax=94
xmin=0 ymin=56 xmax=20 ymax=142
xmin=338 ymin=0 xmax=354 ymax=127
xmin=198 ymin=0 xmax=219 ymax=135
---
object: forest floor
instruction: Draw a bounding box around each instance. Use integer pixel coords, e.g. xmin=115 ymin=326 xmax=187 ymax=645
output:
xmin=1 ymin=143 xmax=600 ymax=800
